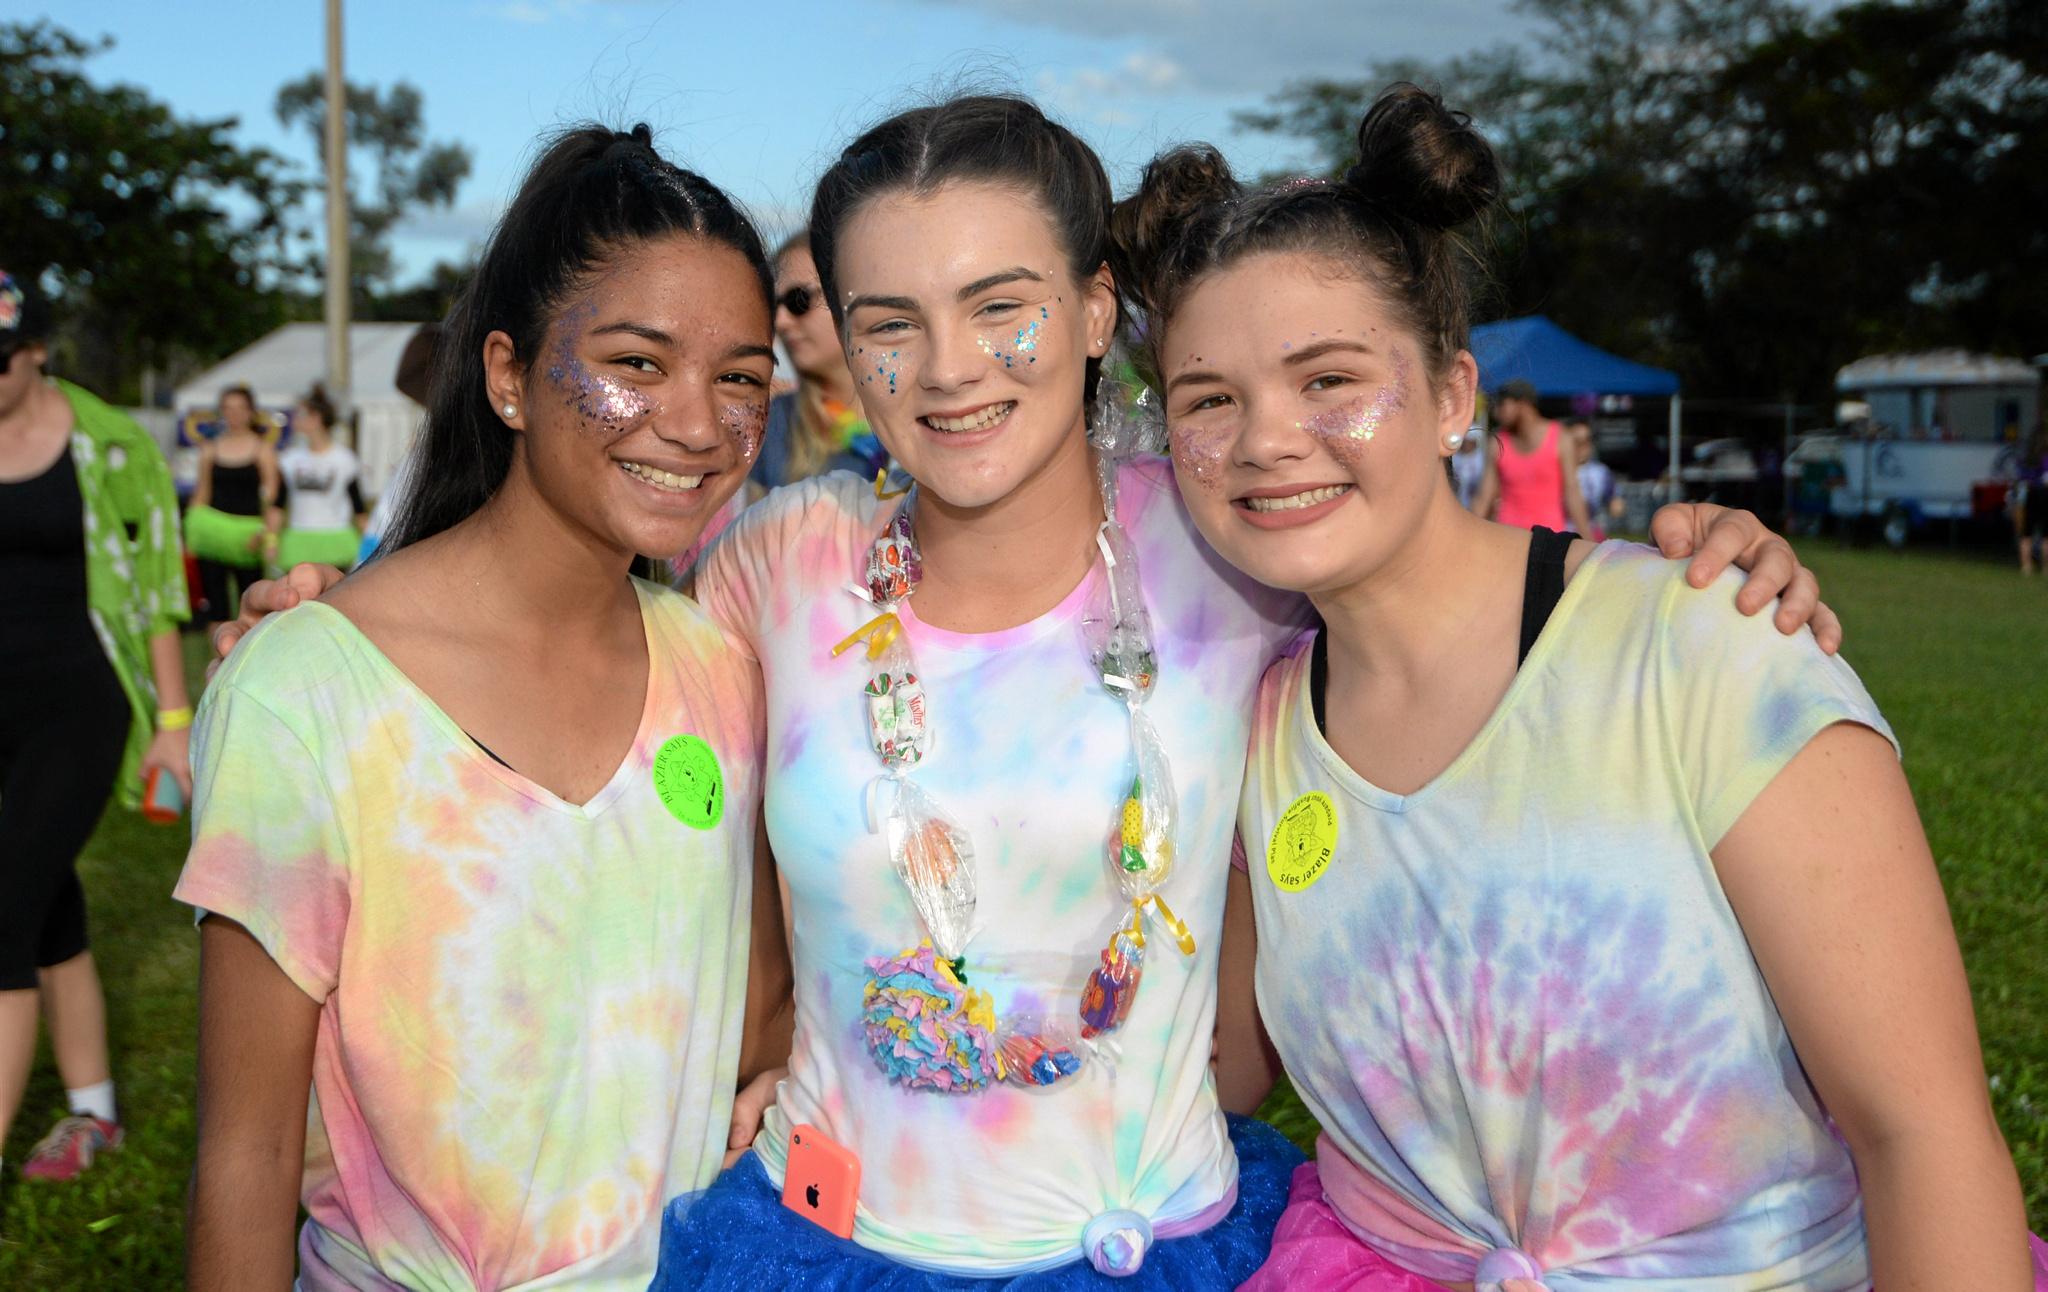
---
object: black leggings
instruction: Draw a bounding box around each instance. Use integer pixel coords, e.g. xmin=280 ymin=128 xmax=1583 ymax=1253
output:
xmin=0 ymin=642 xmax=129 ymax=991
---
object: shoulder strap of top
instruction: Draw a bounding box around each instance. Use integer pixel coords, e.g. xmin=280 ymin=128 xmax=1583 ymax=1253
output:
xmin=1520 ymin=526 xmax=1574 ymax=666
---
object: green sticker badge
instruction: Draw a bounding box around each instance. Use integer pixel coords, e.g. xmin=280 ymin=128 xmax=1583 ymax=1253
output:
xmin=1266 ymin=791 xmax=1337 ymax=893
xmin=653 ymin=734 xmax=724 ymax=830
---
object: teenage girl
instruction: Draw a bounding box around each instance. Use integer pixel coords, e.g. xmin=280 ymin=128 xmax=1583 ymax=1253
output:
xmin=277 ymin=383 xmax=367 ymax=571
xmin=181 ymin=125 xmax=792 ymax=1290
xmin=186 ymin=383 xmax=281 ymax=622
xmin=220 ymin=96 xmax=1829 ymax=1289
xmin=1116 ymin=84 xmax=2047 ymax=1290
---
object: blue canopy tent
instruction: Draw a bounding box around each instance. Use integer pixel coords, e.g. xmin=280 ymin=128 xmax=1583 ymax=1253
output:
xmin=1471 ymin=315 xmax=1683 ymax=481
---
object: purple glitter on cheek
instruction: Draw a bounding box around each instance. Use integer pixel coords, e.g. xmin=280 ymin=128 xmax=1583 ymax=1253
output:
xmin=720 ymin=400 xmax=767 ymax=462
xmin=1169 ymin=420 xmax=1235 ymax=494
xmin=1298 ymin=350 xmax=1411 ymax=468
xmin=545 ymin=303 xmax=656 ymax=435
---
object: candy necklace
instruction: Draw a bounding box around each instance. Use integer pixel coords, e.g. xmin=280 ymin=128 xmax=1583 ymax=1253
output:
xmin=832 ymin=448 xmax=1191 ymax=1095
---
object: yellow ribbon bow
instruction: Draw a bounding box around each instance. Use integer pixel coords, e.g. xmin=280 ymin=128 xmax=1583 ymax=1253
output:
xmin=1125 ymin=893 xmax=1196 ymax=956
xmin=833 ymin=612 xmax=904 ymax=662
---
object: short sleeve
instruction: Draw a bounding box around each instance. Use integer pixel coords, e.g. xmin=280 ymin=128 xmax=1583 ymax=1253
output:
xmin=689 ymin=474 xmax=855 ymax=661
xmin=1655 ymin=567 xmax=1898 ymax=849
xmin=174 ymin=683 xmax=351 ymax=1000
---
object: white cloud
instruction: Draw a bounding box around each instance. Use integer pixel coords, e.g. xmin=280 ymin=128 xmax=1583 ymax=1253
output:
xmin=1036 ymin=50 xmax=1187 ymax=122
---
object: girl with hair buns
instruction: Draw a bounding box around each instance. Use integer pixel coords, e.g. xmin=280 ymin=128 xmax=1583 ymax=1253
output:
xmin=222 ymin=94 xmax=1827 ymax=1289
xmin=1115 ymin=84 xmax=2047 ymax=1290
xmin=179 ymin=123 xmax=792 ymax=1289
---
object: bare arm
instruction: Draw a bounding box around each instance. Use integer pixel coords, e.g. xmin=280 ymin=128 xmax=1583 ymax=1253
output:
xmin=193 ymin=442 xmax=214 ymax=511
xmin=727 ymin=812 xmax=794 ymax=1166
xmin=1559 ymin=433 xmax=1595 ymax=537
xmin=1470 ymin=436 xmax=1500 ymax=519
xmin=187 ymin=916 xmax=319 ymax=1290
xmin=1214 ymin=863 xmax=1282 ymax=1115
xmin=138 ymin=629 xmax=194 ymax=798
xmin=259 ymin=445 xmax=284 ymax=551
xmin=1715 ymin=724 xmax=2032 ymax=1290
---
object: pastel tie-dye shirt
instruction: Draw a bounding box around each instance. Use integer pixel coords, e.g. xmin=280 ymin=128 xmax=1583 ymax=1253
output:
xmin=1241 ymin=545 xmax=1894 ymax=1291
xmin=694 ymin=459 xmax=1305 ymax=1273
xmin=175 ymin=580 xmax=761 ymax=1291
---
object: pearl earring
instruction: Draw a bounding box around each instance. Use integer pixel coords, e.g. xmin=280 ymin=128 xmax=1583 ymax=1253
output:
xmin=1442 ymin=430 xmax=1465 ymax=452
xmin=503 ymin=403 xmax=517 ymax=418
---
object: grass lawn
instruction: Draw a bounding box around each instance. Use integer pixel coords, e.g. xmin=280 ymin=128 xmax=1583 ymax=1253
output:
xmin=2 ymin=542 xmax=2044 ymax=1285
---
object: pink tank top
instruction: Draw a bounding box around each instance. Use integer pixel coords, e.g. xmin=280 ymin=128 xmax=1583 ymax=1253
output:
xmin=1494 ymin=421 xmax=1568 ymax=531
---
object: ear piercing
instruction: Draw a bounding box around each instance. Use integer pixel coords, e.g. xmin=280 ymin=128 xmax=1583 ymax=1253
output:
xmin=1442 ymin=430 xmax=1465 ymax=452
xmin=503 ymin=404 xmax=517 ymax=418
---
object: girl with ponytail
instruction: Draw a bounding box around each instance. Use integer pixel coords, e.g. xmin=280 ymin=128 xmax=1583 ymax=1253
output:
xmin=180 ymin=123 xmax=792 ymax=1289
xmin=1119 ymin=84 xmax=2045 ymax=1290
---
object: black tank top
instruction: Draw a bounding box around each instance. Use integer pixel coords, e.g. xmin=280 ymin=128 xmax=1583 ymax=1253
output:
xmin=210 ymin=456 xmax=264 ymax=516
xmin=1311 ymin=526 xmax=1575 ymax=731
xmin=0 ymin=443 xmax=97 ymax=663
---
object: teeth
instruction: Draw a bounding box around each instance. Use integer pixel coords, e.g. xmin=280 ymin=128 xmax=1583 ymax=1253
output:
xmin=1244 ymin=485 xmax=1351 ymax=513
xmin=619 ymin=461 xmax=704 ymax=493
xmin=923 ymin=402 xmax=1015 ymax=433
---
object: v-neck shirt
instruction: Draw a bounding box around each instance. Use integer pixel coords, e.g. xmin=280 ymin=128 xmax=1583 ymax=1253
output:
xmin=176 ymin=577 xmax=764 ymax=1291
xmin=1240 ymin=542 xmax=1893 ymax=1289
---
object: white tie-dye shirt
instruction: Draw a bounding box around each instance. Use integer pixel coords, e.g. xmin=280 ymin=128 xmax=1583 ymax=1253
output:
xmin=177 ymin=579 xmax=762 ymax=1291
xmin=1241 ymin=543 xmax=1895 ymax=1290
xmin=694 ymin=458 xmax=1306 ymax=1273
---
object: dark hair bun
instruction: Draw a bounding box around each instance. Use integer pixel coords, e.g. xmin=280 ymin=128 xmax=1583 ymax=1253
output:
xmin=1343 ymin=83 xmax=1499 ymax=233
xmin=1110 ymin=144 xmax=1241 ymax=316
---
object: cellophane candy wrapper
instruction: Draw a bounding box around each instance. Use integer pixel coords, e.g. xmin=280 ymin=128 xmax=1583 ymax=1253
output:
xmin=1085 ymin=521 xmax=1159 ymax=698
xmin=865 ymin=505 xmax=920 ymax=603
xmin=1110 ymin=708 xmax=1177 ymax=897
xmin=1079 ymin=924 xmax=1146 ymax=1040
xmin=996 ymin=1013 xmax=1088 ymax=1089
xmin=861 ymin=942 xmax=1001 ymax=1092
xmin=864 ymin=634 xmax=928 ymax=769
xmin=882 ymin=777 xmax=977 ymax=963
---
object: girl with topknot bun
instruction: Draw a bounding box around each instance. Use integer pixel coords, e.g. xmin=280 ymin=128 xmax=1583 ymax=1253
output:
xmin=1124 ymin=84 xmax=2047 ymax=1290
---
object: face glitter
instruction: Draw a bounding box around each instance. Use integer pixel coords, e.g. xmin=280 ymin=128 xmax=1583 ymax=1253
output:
xmin=863 ymin=348 xmax=901 ymax=395
xmin=545 ymin=302 xmax=656 ymax=435
xmin=1168 ymin=419 xmax=1235 ymax=494
xmin=1298 ymin=349 xmax=1411 ymax=468
xmin=720 ymin=400 xmax=767 ymax=462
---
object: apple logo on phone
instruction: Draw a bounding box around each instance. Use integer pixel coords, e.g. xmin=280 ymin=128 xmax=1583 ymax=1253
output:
xmin=805 ymin=1183 xmax=820 ymax=1209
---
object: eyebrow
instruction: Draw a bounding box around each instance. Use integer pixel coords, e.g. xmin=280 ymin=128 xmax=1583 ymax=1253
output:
xmin=1166 ymin=367 xmax=1225 ymax=394
xmin=723 ymin=342 xmax=776 ymax=361
xmin=1283 ymin=338 xmax=1376 ymax=365
xmin=592 ymin=321 xmax=675 ymax=346
xmin=956 ymin=267 xmax=1044 ymax=301
xmin=843 ymin=293 xmax=919 ymax=315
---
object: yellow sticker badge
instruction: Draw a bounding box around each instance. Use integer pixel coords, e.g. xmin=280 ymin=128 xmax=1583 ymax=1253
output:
xmin=653 ymin=735 xmax=724 ymax=830
xmin=1267 ymin=791 xmax=1337 ymax=893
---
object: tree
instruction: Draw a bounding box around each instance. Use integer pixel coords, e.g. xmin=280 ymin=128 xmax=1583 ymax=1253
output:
xmin=1232 ymin=0 xmax=2048 ymax=410
xmin=0 ymin=21 xmax=309 ymax=402
xmin=274 ymin=74 xmax=473 ymax=295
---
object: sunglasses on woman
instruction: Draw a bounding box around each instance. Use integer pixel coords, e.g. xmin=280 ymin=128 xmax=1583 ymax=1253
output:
xmin=776 ymin=284 xmax=816 ymax=317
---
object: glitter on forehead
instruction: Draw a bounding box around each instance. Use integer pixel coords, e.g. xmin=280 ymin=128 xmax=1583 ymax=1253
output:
xmin=720 ymin=400 xmax=767 ymax=463
xmin=545 ymin=300 xmax=655 ymax=436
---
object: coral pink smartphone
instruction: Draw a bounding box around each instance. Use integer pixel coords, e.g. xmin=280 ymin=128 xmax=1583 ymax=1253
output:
xmin=142 ymin=765 xmax=185 ymax=825
xmin=780 ymin=1123 xmax=859 ymax=1239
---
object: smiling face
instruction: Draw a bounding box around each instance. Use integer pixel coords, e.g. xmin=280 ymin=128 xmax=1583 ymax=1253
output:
xmin=834 ymin=181 xmax=1116 ymax=510
xmin=487 ymin=231 xmax=774 ymax=561
xmin=1161 ymin=252 xmax=1476 ymax=595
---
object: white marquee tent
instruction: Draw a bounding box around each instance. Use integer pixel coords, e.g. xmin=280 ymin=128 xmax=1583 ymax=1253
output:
xmin=171 ymin=322 xmax=426 ymax=499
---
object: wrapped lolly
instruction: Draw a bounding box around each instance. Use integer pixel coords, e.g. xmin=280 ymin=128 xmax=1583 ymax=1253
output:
xmin=996 ymin=1013 xmax=1088 ymax=1089
xmin=1085 ymin=521 xmax=1159 ymax=699
xmin=880 ymin=778 xmax=976 ymax=965
xmin=1111 ymin=708 xmax=1178 ymax=892
xmin=865 ymin=668 xmax=928 ymax=767
xmin=1079 ymin=924 xmax=1145 ymax=1039
xmin=866 ymin=506 xmax=920 ymax=604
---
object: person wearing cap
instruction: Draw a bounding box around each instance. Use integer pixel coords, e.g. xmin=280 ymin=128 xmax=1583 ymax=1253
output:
xmin=0 ymin=267 xmax=193 ymax=1181
xmin=1471 ymin=377 xmax=1595 ymax=537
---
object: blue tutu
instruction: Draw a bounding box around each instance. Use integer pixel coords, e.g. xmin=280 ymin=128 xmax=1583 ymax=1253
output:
xmin=650 ymin=1114 xmax=1303 ymax=1290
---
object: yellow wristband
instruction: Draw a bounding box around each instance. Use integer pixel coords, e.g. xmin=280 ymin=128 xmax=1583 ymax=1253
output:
xmin=157 ymin=706 xmax=194 ymax=732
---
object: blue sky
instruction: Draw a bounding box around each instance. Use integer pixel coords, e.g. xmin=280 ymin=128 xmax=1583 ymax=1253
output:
xmin=27 ymin=0 xmax=1540 ymax=281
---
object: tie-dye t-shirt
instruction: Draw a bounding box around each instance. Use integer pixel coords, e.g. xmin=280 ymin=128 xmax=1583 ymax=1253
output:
xmin=174 ymin=579 xmax=762 ymax=1291
xmin=1241 ymin=544 xmax=1895 ymax=1291
xmin=693 ymin=458 xmax=1305 ymax=1273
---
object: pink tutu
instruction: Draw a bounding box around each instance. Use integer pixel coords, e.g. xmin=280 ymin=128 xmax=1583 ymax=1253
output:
xmin=1243 ymin=1163 xmax=2048 ymax=1290
xmin=1238 ymin=1163 xmax=1450 ymax=1291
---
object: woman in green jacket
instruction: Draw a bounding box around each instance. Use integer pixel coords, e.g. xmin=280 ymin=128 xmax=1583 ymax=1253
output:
xmin=0 ymin=268 xmax=193 ymax=1181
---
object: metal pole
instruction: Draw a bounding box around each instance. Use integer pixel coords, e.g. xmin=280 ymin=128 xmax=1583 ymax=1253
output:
xmin=323 ymin=0 xmax=351 ymax=424
xmin=1667 ymin=393 xmax=1682 ymax=502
